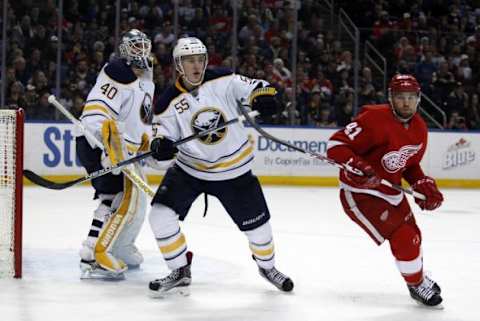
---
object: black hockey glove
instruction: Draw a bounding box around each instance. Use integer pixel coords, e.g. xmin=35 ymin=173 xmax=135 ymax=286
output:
xmin=150 ymin=136 xmax=177 ymax=161
xmin=249 ymin=85 xmax=278 ymax=121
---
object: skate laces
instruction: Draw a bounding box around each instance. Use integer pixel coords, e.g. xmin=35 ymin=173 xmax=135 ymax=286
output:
xmin=423 ymin=275 xmax=436 ymax=290
xmin=265 ymin=267 xmax=287 ymax=285
xmin=412 ymin=280 xmax=435 ymax=300
xmin=154 ymin=269 xmax=181 ymax=285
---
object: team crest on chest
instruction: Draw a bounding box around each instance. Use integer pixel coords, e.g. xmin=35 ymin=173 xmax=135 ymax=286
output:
xmin=381 ymin=144 xmax=423 ymax=173
xmin=140 ymin=93 xmax=153 ymax=124
xmin=191 ymin=107 xmax=227 ymax=145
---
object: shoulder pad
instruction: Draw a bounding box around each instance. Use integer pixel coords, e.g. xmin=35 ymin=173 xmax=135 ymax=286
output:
xmin=104 ymin=58 xmax=137 ymax=84
xmin=203 ymin=68 xmax=233 ymax=82
xmin=154 ymin=85 xmax=182 ymax=115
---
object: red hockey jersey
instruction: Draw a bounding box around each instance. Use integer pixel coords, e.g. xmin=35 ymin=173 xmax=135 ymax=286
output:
xmin=327 ymin=104 xmax=428 ymax=204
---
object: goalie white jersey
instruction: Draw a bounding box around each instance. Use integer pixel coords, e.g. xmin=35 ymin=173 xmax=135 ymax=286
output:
xmin=152 ymin=69 xmax=268 ymax=181
xmin=79 ymin=58 xmax=154 ymax=153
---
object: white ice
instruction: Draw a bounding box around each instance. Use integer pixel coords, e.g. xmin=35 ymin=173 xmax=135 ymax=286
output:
xmin=1 ymin=185 xmax=479 ymax=321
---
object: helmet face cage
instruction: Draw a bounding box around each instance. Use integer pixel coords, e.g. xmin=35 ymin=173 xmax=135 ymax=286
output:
xmin=173 ymin=37 xmax=208 ymax=86
xmin=119 ymin=29 xmax=152 ymax=70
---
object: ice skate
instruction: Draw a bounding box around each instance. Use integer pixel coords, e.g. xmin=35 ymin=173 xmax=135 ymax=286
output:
xmin=79 ymin=259 xmax=125 ymax=280
xmin=423 ymin=275 xmax=441 ymax=294
xmin=258 ymin=266 xmax=294 ymax=292
xmin=149 ymin=252 xmax=192 ymax=298
xmin=408 ymin=276 xmax=443 ymax=308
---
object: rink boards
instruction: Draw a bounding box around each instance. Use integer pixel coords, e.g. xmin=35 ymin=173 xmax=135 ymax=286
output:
xmin=23 ymin=122 xmax=480 ymax=188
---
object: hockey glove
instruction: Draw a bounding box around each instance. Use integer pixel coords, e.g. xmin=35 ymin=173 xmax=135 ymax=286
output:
xmin=344 ymin=156 xmax=381 ymax=189
xmin=150 ymin=136 xmax=177 ymax=161
xmin=412 ymin=177 xmax=443 ymax=211
xmin=101 ymin=152 xmax=122 ymax=175
xmin=249 ymin=86 xmax=278 ymax=119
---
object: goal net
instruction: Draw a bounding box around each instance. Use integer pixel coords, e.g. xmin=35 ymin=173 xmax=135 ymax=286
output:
xmin=0 ymin=109 xmax=24 ymax=278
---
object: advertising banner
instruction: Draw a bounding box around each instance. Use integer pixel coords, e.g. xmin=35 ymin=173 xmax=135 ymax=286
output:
xmin=24 ymin=123 xmax=480 ymax=186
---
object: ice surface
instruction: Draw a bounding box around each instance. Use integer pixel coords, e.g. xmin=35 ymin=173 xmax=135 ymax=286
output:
xmin=0 ymin=186 xmax=479 ymax=321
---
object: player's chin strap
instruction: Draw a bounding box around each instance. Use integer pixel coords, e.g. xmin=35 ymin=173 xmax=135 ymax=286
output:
xmin=237 ymin=102 xmax=426 ymax=201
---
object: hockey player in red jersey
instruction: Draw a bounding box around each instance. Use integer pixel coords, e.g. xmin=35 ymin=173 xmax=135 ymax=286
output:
xmin=326 ymin=74 xmax=444 ymax=307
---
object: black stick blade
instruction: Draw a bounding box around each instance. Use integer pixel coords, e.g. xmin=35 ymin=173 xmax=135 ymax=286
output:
xmin=23 ymin=169 xmax=83 ymax=190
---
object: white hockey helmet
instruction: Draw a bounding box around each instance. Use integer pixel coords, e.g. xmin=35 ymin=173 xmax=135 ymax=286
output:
xmin=173 ymin=37 xmax=208 ymax=86
xmin=119 ymin=29 xmax=152 ymax=70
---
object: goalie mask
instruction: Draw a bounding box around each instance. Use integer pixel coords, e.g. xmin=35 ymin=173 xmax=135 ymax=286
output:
xmin=388 ymin=74 xmax=421 ymax=122
xmin=173 ymin=37 xmax=208 ymax=87
xmin=119 ymin=29 xmax=152 ymax=70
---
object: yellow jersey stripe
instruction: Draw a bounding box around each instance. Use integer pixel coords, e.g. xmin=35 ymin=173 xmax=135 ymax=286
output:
xmin=160 ymin=234 xmax=186 ymax=254
xmin=83 ymin=104 xmax=111 ymax=117
xmin=175 ymin=78 xmax=188 ymax=93
xmin=194 ymin=145 xmax=254 ymax=170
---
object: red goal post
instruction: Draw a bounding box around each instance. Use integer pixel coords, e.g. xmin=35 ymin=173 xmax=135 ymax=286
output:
xmin=0 ymin=108 xmax=24 ymax=278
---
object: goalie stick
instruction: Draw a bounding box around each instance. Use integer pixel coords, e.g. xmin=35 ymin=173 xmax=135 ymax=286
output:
xmin=24 ymin=101 xmax=260 ymax=190
xmin=237 ymin=104 xmax=426 ymax=200
xmin=26 ymin=95 xmax=155 ymax=197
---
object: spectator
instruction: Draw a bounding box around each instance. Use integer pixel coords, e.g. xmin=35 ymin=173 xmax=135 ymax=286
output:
xmin=431 ymin=61 xmax=456 ymax=103
xmin=415 ymin=50 xmax=438 ymax=92
xmin=280 ymin=101 xmax=301 ymax=126
xmin=153 ymin=21 xmax=175 ymax=46
xmin=6 ymin=81 xmax=27 ymax=110
xmin=447 ymin=110 xmax=468 ymax=130
xmin=272 ymin=58 xmax=292 ymax=87
xmin=446 ymin=82 xmax=469 ymax=118
xmin=13 ymin=56 xmax=30 ymax=86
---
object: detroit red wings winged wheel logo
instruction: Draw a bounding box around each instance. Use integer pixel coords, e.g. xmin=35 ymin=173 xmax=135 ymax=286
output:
xmin=381 ymin=144 xmax=423 ymax=173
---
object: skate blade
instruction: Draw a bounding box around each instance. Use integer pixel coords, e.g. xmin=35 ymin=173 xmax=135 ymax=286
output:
xmin=80 ymin=263 xmax=125 ymax=280
xmin=413 ymin=300 xmax=445 ymax=310
xmin=149 ymin=286 xmax=190 ymax=299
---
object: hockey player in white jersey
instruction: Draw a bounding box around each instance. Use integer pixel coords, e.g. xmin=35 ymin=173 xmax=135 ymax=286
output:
xmin=147 ymin=37 xmax=293 ymax=295
xmin=75 ymin=29 xmax=154 ymax=279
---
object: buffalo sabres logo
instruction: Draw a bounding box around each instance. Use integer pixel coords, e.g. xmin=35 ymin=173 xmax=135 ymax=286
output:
xmin=140 ymin=93 xmax=153 ymax=124
xmin=191 ymin=107 xmax=227 ymax=144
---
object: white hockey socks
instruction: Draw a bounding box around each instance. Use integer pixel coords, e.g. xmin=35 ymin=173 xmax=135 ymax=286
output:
xmin=245 ymin=222 xmax=275 ymax=270
xmin=149 ymin=204 xmax=188 ymax=270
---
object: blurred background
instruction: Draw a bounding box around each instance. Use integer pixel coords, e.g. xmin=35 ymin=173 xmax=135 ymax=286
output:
xmin=1 ymin=0 xmax=479 ymax=130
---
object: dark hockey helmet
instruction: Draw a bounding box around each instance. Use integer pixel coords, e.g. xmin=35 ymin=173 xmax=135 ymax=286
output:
xmin=119 ymin=29 xmax=152 ymax=70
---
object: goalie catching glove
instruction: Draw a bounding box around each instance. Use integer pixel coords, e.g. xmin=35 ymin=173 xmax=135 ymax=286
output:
xmin=412 ymin=176 xmax=443 ymax=210
xmin=344 ymin=156 xmax=381 ymax=189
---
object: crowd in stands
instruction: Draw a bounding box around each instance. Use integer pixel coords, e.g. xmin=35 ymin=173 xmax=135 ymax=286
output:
xmin=339 ymin=0 xmax=480 ymax=129
xmin=1 ymin=0 xmax=479 ymax=130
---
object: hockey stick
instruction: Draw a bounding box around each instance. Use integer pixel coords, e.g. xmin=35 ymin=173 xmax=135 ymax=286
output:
xmin=24 ymin=107 xmax=260 ymax=190
xmin=238 ymin=104 xmax=426 ymax=200
xmin=24 ymin=95 xmax=155 ymax=197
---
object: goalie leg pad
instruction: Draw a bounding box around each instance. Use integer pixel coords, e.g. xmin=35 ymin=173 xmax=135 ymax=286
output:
xmin=93 ymin=120 xmax=142 ymax=274
xmin=81 ymin=194 xmax=116 ymax=258
xmin=245 ymin=222 xmax=275 ymax=269
xmin=112 ymin=189 xmax=147 ymax=267
xmin=149 ymin=204 xmax=189 ymax=270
